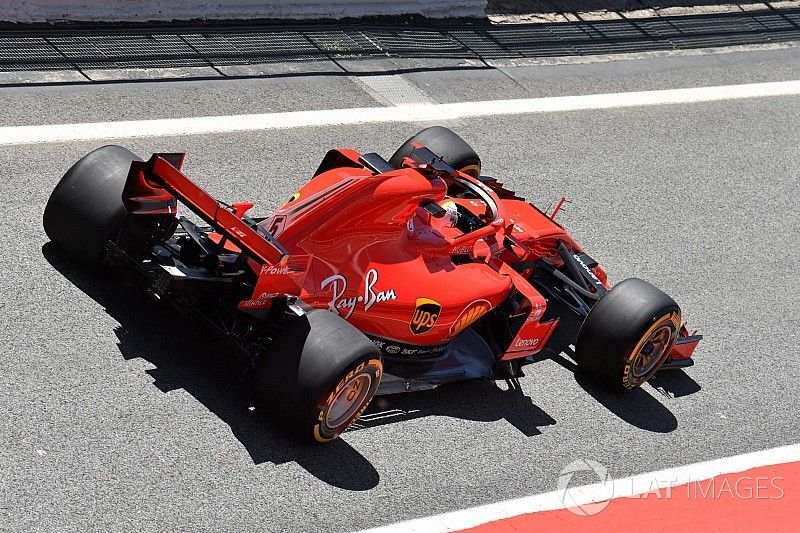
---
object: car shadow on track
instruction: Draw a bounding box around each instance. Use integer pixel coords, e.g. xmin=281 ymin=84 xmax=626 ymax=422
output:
xmin=546 ymin=347 xmax=701 ymax=433
xmin=43 ymin=242 xmax=379 ymax=491
xmin=648 ymin=370 xmax=703 ymax=399
xmin=353 ymin=379 xmax=556 ymax=437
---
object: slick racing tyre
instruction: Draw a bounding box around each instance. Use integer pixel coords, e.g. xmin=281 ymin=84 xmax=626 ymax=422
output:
xmin=389 ymin=126 xmax=482 ymax=177
xmin=254 ymin=309 xmax=383 ymax=443
xmin=43 ymin=145 xmax=141 ymax=265
xmin=574 ymin=278 xmax=681 ymax=392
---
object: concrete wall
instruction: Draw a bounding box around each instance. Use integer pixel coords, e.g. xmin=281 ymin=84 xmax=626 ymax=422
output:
xmin=0 ymin=1 xmax=487 ymax=22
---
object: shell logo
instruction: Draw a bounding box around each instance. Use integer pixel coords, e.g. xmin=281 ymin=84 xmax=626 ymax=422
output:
xmin=449 ymin=299 xmax=492 ymax=338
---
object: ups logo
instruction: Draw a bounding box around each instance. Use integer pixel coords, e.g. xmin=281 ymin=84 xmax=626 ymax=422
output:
xmin=410 ymin=298 xmax=442 ymax=335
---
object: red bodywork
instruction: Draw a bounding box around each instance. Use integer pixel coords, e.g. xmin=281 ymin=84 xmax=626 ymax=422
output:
xmin=131 ymin=149 xmax=701 ymax=362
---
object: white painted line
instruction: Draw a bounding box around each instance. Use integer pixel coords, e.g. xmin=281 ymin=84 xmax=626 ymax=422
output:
xmin=1 ymin=79 xmax=800 ymax=146
xmin=357 ymin=443 xmax=800 ymax=533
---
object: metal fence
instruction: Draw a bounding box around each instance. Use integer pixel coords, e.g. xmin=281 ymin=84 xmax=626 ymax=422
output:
xmin=0 ymin=8 xmax=798 ymax=73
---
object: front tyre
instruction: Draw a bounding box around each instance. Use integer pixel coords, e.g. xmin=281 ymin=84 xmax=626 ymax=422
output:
xmin=574 ymin=278 xmax=681 ymax=392
xmin=254 ymin=309 xmax=382 ymax=443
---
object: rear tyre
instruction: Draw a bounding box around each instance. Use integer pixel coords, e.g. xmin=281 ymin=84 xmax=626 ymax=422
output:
xmin=43 ymin=145 xmax=141 ymax=265
xmin=254 ymin=309 xmax=383 ymax=443
xmin=574 ymin=278 xmax=681 ymax=392
xmin=389 ymin=126 xmax=482 ymax=177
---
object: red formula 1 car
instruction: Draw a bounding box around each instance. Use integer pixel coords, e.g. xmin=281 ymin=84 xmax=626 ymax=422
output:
xmin=44 ymin=127 xmax=701 ymax=443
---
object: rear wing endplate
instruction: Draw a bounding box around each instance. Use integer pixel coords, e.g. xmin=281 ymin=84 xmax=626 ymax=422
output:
xmin=145 ymin=154 xmax=286 ymax=265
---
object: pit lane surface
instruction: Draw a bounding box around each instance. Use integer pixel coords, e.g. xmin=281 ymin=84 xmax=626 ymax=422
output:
xmin=1 ymin=47 xmax=799 ymax=532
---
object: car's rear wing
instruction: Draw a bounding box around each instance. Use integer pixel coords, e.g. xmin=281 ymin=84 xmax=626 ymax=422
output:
xmin=123 ymin=153 xmax=286 ymax=266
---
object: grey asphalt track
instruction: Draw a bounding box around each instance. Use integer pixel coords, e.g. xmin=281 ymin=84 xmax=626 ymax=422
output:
xmin=1 ymin=45 xmax=799 ymax=532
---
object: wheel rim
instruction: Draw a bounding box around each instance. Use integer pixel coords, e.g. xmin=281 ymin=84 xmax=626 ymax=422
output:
xmin=325 ymin=373 xmax=373 ymax=430
xmin=632 ymin=325 xmax=675 ymax=378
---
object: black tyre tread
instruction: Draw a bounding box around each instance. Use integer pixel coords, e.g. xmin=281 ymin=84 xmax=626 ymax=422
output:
xmin=43 ymin=145 xmax=141 ymax=265
xmin=254 ymin=309 xmax=381 ymax=442
xmin=575 ymin=278 xmax=680 ymax=391
xmin=388 ymin=126 xmax=481 ymax=176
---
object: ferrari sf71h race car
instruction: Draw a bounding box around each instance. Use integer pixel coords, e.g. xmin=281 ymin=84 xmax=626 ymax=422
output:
xmin=44 ymin=127 xmax=701 ymax=443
